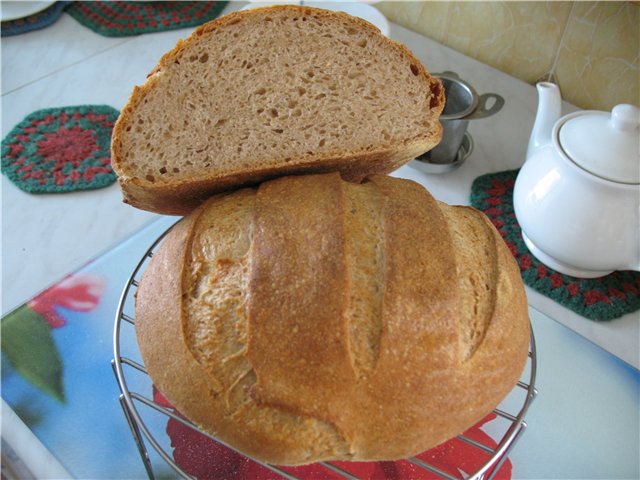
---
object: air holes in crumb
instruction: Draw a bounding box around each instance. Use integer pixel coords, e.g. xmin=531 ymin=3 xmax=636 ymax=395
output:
xmin=319 ymin=139 xmax=326 ymax=147
xmin=357 ymin=39 xmax=367 ymax=48
xmin=146 ymin=174 xmax=155 ymax=182
xmin=410 ymin=64 xmax=420 ymax=76
xmin=199 ymin=53 xmax=209 ymax=63
xmin=159 ymin=167 xmax=167 ymax=175
xmin=288 ymin=99 xmax=297 ymax=109
xmin=215 ymin=119 xmax=227 ymax=127
xmin=273 ymin=128 xmax=284 ymax=134
xmin=269 ymin=108 xmax=279 ymax=118
xmin=292 ymin=109 xmax=302 ymax=117
xmin=173 ymin=167 xmax=180 ymax=173
xmin=255 ymin=87 xmax=267 ymax=95
xmin=257 ymin=108 xmax=264 ymax=114
xmin=297 ymin=87 xmax=306 ymax=96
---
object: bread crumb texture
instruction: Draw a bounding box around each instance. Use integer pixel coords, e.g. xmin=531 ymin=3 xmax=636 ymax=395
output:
xmin=136 ymin=173 xmax=530 ymax=465
xmin=113 ymin=6 xmax=442 ymax=187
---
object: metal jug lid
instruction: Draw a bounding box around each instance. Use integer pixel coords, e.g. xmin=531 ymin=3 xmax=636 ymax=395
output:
xmin=436 ymin=74 xmax=478 ymax=121
xmin=558 ymin=104 xmax=640 ymax=184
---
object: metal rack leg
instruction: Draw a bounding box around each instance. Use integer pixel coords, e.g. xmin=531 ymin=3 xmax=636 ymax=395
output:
xmin=486 ymin=423 xmax=527 ymax=480
xmin=119 ymin=395 xmax=156 ymax=480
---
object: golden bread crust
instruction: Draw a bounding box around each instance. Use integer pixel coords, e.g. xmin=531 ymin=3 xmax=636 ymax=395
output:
xmin=135 ymin=173 xmax=529 ymax=465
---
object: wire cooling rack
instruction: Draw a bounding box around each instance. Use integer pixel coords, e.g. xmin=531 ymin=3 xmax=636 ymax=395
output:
xmin=112 ymin=224 xmax=538 ymax=480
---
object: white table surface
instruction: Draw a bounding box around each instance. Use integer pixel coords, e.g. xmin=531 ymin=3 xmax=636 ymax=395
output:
xmin=1 ymin=2 xmax=638 ymax=478
xmin=3 ymin=1 xmax=637 ymax=369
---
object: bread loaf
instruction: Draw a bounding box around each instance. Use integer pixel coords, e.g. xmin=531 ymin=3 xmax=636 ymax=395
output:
xmin=135 ymin=172 xmax=530 ymax=466
xmin=111 ymin=5 xmax=445 ymax=215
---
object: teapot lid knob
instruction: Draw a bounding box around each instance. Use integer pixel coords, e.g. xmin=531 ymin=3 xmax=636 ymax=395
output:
xmin=611 ymin=104 xmax=640 ymax=132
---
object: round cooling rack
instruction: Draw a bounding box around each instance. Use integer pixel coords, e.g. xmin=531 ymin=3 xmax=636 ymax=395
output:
xmin=112 ymin=223 xmax=538 ymax=480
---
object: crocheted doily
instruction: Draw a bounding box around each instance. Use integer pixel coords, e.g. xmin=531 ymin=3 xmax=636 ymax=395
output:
xmin=471 ymin=169 xmax=640 ymax=321
xmin=1 ymin=105 xmax=119 ymax=193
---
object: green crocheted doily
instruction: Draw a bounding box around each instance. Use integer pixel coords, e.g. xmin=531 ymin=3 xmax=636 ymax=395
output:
xmin=65 ymin=1 xmax=228 ymax=37
xmin=1 ymin=105 xmax=119 ymax=193
xmin=471 ymin=169 xmax=640 ymax=321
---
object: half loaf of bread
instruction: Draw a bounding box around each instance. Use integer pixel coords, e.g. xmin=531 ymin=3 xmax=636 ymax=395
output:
xmin=111 ymin=5 xmax=445 ymax=215
xmin=135 ymin=172 xmax=530 ymax=466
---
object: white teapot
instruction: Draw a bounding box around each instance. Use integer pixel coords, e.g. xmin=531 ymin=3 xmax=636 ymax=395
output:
xmin=513 ymin=82 xmax=640 ymax=278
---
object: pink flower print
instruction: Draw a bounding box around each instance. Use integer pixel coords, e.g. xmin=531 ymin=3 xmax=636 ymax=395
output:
xmin=28 ymin=274 xmax=105 ymax=328
xmin=155 ymin=382 xmax=513 ymax=480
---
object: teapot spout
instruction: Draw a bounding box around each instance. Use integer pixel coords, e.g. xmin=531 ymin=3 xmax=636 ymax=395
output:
xmin=527 ymin=82 xmax=562 ymax=159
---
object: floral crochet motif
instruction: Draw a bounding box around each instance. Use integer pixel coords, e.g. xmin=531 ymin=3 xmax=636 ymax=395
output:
xmin=1 ymin=106 xmax=119 ymax=193
xmin=471 ymin=169 xmax=640 ymax=321
xmin=65 ymin=1 xmax=228 ymax=37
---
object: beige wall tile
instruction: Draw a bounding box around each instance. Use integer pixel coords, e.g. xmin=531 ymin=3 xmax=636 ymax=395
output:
xmin=554 ymin=2 xmax=639 ymax=110
xmin=442 ymin=1 xmax=572 ymax=84
xmin=376 ymin=1 xmax=638 ymax=110
xmin=376 ymin=1 xmax=428 ymax=33
xmin=377 ymin=2 xmax=451 ymax=43
xmin=414 ymin=2 xmax=451 ymax=44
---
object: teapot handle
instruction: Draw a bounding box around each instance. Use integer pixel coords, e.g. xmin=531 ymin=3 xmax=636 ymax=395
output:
xmin=466 ymin=93 xmax=505 ymax=119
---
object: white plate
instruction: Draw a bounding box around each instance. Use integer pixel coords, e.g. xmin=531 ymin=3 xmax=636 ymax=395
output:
xmin=242 ymin=1 xmax=389 ymax=36
xmin=1 ymin=1 xmax=56 ymax=22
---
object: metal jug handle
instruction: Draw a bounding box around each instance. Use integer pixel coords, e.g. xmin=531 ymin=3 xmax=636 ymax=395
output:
xmin=466 ymin=93 xmax=505 ymax=119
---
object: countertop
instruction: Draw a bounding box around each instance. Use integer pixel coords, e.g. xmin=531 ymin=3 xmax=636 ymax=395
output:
xmin=1 ymin=1 xmax=638 ymax=478
xmin=3 ymin=1 xmax=637 ymax=367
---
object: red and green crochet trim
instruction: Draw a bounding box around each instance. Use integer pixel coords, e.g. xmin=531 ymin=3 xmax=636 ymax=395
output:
xmin=65 ymin=1 xmax=228 ymax=37
xmin=471 ymin=169 xmax=640 ymax=321
xmin=1 ymin=105 xmax=119 ymax=193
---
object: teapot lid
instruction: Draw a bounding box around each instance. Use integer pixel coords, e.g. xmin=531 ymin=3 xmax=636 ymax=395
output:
xmin=558 ymin=104 xmax=640 ymax=184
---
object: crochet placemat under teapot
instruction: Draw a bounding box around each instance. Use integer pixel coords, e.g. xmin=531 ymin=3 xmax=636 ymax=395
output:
xmin=471 ymin=169 xmax=640 ymax=321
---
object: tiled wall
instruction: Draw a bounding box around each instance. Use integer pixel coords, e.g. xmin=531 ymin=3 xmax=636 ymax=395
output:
xmin=376 ymin=1 xmax=639 ymax=111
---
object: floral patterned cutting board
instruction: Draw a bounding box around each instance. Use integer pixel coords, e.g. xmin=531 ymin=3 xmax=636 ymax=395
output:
xmin=2 ymin=216 xmax=638 ymax=479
